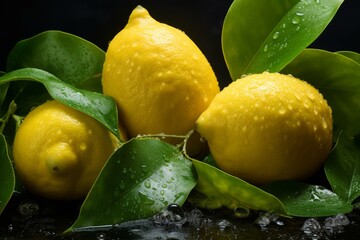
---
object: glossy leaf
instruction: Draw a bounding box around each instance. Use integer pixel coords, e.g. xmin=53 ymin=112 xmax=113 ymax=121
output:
xmin=0 ymin=68 xmax=119 ymax=138
xmin=0 ymin=134 xmax=15 ymax=215
xmin=263 ymin=181 xmax=353 ymax=217
xmin=190 ymin=159 xmax=287 ymax=215
xmin=325 ymin=133 xmax=360 ymax=203
xmin=222 ymin=0 xmax=343 ymax=80
xmin=66 ymin=138 xmax=196 ymax=232
xmin=281 ymin=49 xmax=360 ymax=136
xmin=7 ymin=30 xmax=105 ymax=92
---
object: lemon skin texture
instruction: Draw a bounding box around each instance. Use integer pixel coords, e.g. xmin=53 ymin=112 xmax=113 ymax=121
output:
xmin=13 ymin=100 xmax=118 ymax=200
xmin=196 ymin=72 xmax=333 ymax=185
xmin=102 ymin=6 xmax=220 ymax=144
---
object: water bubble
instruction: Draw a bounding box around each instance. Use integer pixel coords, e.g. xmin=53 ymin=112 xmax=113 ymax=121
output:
xmin=217 ymin=219 xmax=232 ymax=231
xmin=153 ymin=206 xmax=184 ymax=226
xmin=96 ymin=233 xmax=106 ymax=240
xmin=333 ymin=214 xmax=350 ymax=226
xmin=167 ymin=204 xmax=185 ymax=218
xmin=18 ymin=201 xmax=39 ymax=217
xmin=8 ymin=224 xmax=13 ymax=232
xmin=323 ymin=214 xmax=350 ymax=236
xmin=255 ymin=212 xmax=281 ymax=228
xmin=301 ymin=218 xmax=322 ymax=239
xmin=190 ymin=208 xmax=204 ymax=218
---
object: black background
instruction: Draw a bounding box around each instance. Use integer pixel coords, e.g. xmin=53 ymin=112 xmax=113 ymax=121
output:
xmin=1 ymin=0 xmax=359 ymax=88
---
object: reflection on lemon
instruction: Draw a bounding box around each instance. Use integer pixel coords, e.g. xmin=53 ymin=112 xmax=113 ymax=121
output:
xmin=102 ymin=6 xmax=220 ymax=150
xmin=13 ymin=100 xmax=119 ymax=200
xmin=197 ymin=72 xmax=333 ymax=185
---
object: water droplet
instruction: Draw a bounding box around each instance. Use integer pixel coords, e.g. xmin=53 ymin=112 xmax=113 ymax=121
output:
xmin=160 ymin=190 xmax=165 ymax=196
xmin=217 ymin=219 xmax=232 ymax=231
xmin=313 ymin=125 xmax=318 ymax=132
xmin=233 ymin=207 xmax=250 ymax=218
xmin=96 ymin=233 xmax=106 ymax=240
xmin=307 ymin=92 xmax=315 ymax=100
xmin=272 ymin=31 xmax=280 ymax=39
xmin=242 ymin=126 xmax=247 ymax=132
xmin=144 ymin=180 xmax=151 ymax=188
xmin=278 ymin=108 xmax=286 ymax=115
xmin=162 ymin=184 xmax=167 ymax=188
xmin=122 ymin=168 xmax=127 ymax=174
xmin=79 ymin=143 xmax=87 ymax=151
xmin=167 ymin=204 xmax=185 ymax=218
xmin=315 ymin=0 xmax=320 ymax=4
xmin=292 ymin=15 xmax=301 ymax=24
xmin=301 ymin=218 xmax=322 ymax=238
xmin=296 ymin=12 xmax=305 ymax=16
xmin=119 ymin=181 xmax=126 ymax=190
xmin=263 ymin=44 xmax=268 ymax=52
xmin=322 ymin=118 xmax=328 ymax=129
xmin=141 ymin=165 xmax=148 ymax=173
xmin=8 ymin=224 xmax=13 ymax=232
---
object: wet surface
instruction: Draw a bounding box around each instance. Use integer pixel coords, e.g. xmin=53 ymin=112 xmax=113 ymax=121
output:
xmin=1 ymin=193 xmax=360 ymax=240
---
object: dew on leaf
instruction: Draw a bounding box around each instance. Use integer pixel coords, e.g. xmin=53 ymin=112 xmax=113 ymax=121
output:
xmin=272 ymin=31 xmax=280 ymax=39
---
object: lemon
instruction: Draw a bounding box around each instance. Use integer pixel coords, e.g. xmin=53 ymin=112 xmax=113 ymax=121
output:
xmin=13 ymin=100 xmax=119 ymax=200
xmin=102 ymin=6 xmax=220 ymax=146
xmin=196 ymin=72 xmax=333 ymax=185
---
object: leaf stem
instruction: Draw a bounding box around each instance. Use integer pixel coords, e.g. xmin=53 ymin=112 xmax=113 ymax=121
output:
xmin=0 ymin=100 xmax=17 ymax=133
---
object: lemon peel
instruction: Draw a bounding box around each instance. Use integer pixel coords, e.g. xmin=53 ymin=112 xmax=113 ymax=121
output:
xmin=102 ymin=6 xmax=219 ymax=152
xmin=196 ymin=72 xmax=333 ymax=185
xmin=13 ymin=100 xmax=118 ymax=200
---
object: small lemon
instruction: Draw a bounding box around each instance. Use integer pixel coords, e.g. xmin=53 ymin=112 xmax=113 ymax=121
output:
xmin=13 ymin=100 xmax=119 ymax=200
xmin=196 ymin=72 xmax=333 ymax=185
xmin=102 ymin=6 xmax=220 ymax=147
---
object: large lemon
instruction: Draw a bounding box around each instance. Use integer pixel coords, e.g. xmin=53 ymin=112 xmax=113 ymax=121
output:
xmin=102 ymin=6 xmax=220 ymax=146
xmin=13 ymin=100 xmax=119 ymax=200
xmin=196 ymin=72 xmax=333 ymax=185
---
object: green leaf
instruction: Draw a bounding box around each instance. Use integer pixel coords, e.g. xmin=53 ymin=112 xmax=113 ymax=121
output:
xmin=281 ymin=49 xmax=360 ymax=136
xmin=65 ymin=138 xmax=196 ymax=232
xmin=325 ymin=133 xmax=360 ymax=203
xmin=222 ymin=0 xmax=343 ymax=80
xmin=6 ymin=30 xmax=105 ymax=92
xmin=263 ymin=181 xmax=353 ymax=217
xmin=190 ymin=159 xmax=287 ymax=215
xmin=0 ymin=68 xmax=119 ymax=138
xmin=0 ymin=133 xmax=15 ymax=215
xmin=337 ymin=51 xmax=360 ymax=66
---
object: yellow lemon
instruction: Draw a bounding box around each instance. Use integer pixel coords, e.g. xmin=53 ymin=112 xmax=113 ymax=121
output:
xmin=13 ymin=100 xmax=119 ymax=200
xmin=196 ymin=72 xmax=333 ymax=185
xmin=102 ymin=6 xmax=220 ymax=147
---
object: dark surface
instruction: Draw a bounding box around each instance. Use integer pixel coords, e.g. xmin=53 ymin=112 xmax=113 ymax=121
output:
xmin=1 ymin=193 xmax=360 ymax=240
xmin=1 ymin=0 xmax=360 ymax=88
